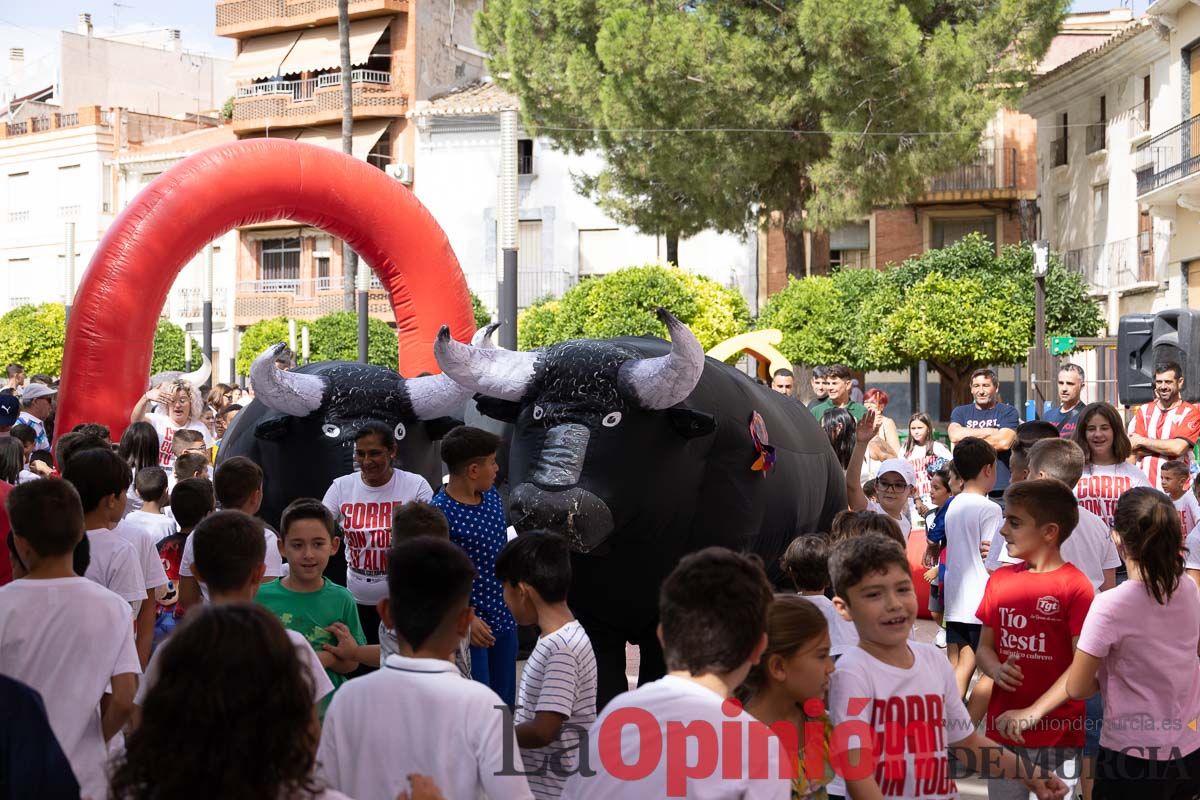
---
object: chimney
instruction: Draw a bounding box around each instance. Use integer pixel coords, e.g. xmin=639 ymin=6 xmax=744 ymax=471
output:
xmin=8 ymin=48 xmax=23 ymax=85
xmin=78 ymin=13 xmax=93 ymax=37
xmin=169 ymin=29 xmax=182 ymax=53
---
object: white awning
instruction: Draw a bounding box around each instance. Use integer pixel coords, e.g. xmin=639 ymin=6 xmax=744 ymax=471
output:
xmin=285 ymin=119 xmax=391 ymax=160
xmin=228 ymin=30 xmax=302 ymax=81
xmin=278 ymin=17 xmax=392 ymax=76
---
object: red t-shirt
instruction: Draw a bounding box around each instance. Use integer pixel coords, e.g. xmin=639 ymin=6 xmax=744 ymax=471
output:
xmin=156 ymin=533 xmax=187 ymax=617
xmin=976 ymin=562 xmax=1094 ymax=747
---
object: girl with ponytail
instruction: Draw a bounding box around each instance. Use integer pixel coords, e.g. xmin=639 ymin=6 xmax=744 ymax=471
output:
xmin=1066 ymin=488 xmax=1200 ymax=797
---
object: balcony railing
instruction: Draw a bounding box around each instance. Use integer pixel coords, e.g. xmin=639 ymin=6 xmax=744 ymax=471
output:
xmin=1086 ymin=123 xmax=1106 ymax=154
xmin=926 ymin=147 xmax=1016 ymax=193
xmin=1061 ymin=232 xmax=1164 ymax=289
xmin=1135 ymin=112 xmax=1200 ymax=196
xmin=166 ymin=288 xmax=229 ymax=319
xmin=239 ymin=278 xmax=303 ymax=294
xmin=236 ymin=69 xmax=391 ymax=99
xmin=472 ymin=270 xmax=579 ymax=313
xmin=1052 ymin=137 xmax=1068 ymax=167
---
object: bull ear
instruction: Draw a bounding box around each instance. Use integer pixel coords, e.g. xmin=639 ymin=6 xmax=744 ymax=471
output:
xmin=475 ymin=395 xmax=522 ymax=424
xmin=424 ymin=416 xmax=463 ymax=441
xmin=667 ymin=408 xmax=716 ymax=439
xmin=254 ymin=414 xmax=292 ymax=441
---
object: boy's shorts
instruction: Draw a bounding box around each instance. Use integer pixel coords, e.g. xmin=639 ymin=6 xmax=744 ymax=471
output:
xmin=945 ymin=621 xmax=981 ymax=650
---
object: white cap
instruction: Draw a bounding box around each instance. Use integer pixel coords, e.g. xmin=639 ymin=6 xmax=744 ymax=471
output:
xmin=875 ymin=458 xmax=917 ymax=487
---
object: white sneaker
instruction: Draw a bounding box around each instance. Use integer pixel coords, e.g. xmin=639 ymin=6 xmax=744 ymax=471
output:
xmin=934 ymin=628 xmax=947 ymax=648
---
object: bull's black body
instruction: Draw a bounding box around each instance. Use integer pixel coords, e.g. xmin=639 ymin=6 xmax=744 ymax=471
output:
xmin=489 ymin=336 xmax=846 ymax=707
xmin=216 ymin=361 xmax=453 ymax=531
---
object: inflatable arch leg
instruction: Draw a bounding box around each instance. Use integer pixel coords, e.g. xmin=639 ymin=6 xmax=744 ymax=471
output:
xmin=57 ymin=139 xmax=476 ymax=439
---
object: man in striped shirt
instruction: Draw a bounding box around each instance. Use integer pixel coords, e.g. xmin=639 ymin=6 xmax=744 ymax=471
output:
xmin=1130 ymin=360 xmax=1200 ymax=490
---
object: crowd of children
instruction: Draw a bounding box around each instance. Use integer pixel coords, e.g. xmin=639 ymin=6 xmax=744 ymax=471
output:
xmin=5 ymin=383 xmax=1200 ymax=800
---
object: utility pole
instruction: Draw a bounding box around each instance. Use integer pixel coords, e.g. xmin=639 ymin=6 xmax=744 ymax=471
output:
xmin=63 ymin=222 xmax=75 ymax=322
xmin=202 ymin=242 xmax=214 ymax=389
xmin=498 ymin=109 xmax=519 ymax=349
xmin=1033 ymin=240 xmax=1050 ymax=409
xmin=338 ymin=0 xmax=356 ymax=315
xmin=357 ymin=257 xmax=370 ymax=363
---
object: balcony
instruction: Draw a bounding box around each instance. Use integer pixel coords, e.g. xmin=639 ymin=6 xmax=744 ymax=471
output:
xmin=162 ymin=288 xmax=230 ymax=321
xmin=231 ymin=69 xmax=405 ymax=132
xmin=471 ymin=270 xmax=580 ymax=315
xmin=1061 ymin=232 xmax=1165 ymax=290
xmin=216 ymin=0 xmax=407 ymax=39
xmin=1086 ymin=123 xmax=1106 ymax=155
xmin=920 ymin=147 xmax=1018 ymax=202
xmin=1135 ymin=112 xmax=1200 ymax=199
xmin=1052 ymin=137 xmax=1068 ymax=167
xmin=234 ymin=276 xmax=392 ymax=326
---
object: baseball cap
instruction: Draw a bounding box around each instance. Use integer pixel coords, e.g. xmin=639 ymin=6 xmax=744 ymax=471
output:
xmin=20 ymin=384 xmax=57 ymax=403
xmin=876 ymin=458 xmax=917 ymax=487
xmin=0 ymin=394 xmax=18 ymax=426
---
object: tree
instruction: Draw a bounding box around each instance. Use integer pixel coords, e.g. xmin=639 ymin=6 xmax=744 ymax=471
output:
xmin=0 ymin=303 xmax=65 ymax=376
xmin=477 ymin=0 xmax=1066 ymax=276
xmin=236 ymin=317 xmax=292 ymax=379
xmin=517 ymin=264 xmax=749 ymax=352
xmin=308 ymin=312 xmax=399 ymax=371
xmin=759 ymin=235 xmax=1104 ymax=407
xmin=149 ymin=320 xmax=195 ymax=377
xmin=470 ymin=291 xmax=492 ymax=328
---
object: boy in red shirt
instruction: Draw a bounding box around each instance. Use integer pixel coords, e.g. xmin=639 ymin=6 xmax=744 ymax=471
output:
xmin=975 ymin=478 xmax=1094 ymax=800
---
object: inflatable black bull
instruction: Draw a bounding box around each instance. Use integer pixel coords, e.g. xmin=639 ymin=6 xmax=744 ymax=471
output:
xmin=216 ymin=343 xmax=469 ymax=531
xmin=436 ymin=309 xmax=846 ymax=706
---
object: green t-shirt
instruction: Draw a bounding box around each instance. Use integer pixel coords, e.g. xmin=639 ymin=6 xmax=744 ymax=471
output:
xmin=256 ymin=577 xmax=365 ymax=701
xmin=810 ymin=399 xmax=868 ymax=422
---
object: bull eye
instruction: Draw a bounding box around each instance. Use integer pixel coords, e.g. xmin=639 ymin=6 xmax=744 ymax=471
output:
xmin=321 ymin=423 xmax=341 ymax=438
xmin=532 ymin=405 xmax=545 ymax=420
xmin=394 ymin=422 xmax=407 ymax=440
xmin=602 ymin=411 xmax=622 ymax=428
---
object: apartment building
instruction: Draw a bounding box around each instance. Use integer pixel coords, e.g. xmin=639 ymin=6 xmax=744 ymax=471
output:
xmin=218 ymin=0 xmax=488 ymax=328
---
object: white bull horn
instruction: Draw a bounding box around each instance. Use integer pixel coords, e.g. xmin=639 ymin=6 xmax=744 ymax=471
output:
xmin=249 ymin=343 xmax=328 ymax=417
xmin=433 ymin=324 xmax=537 ymax=402
xmin=616 ymin=308 xmax=704 ymax=410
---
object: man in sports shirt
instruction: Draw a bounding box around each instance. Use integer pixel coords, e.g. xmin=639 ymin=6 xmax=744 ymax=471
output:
xmin=1130 ymin=360 xmax=1200 ymax=490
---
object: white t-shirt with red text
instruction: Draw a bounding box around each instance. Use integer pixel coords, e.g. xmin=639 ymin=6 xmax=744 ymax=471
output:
xmin=147 ymin=412 xmax=213 ymax=469
xmin=828 ymin=643 xmax=973 ymax=799
xmin=1131 ymin=400 xmax=1200 ymax=490
xmin=322 ymin=469 xmax=434 ymax=605
xmin=1074 ymin=463 xmax=1151 ymax=529
xmin=1175 ymin=493 xmax=1200 ymax=539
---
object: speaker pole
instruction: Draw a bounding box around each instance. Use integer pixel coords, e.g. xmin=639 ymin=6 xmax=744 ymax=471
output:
xmin=1033 ymin=241 xmax=1049 ymax=409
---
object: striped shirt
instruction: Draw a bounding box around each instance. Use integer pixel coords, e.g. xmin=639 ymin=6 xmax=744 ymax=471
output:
xmin=516 ymin=620 xmax=598 ymax=800
xmin=1132 ymin=400 xmax=1200 ymax=489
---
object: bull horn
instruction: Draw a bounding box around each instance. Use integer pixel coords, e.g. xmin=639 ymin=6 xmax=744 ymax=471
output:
xmin=472 ymin=322 xmax=501 ymax=349
xmin=617 ymin=308 xmax=704 ymax=410
xmin=433 ymin=325 xmax=536 ymax=402
xmin=177 ymin=350 xmax=211 ymax=389
xmin=250 ymin=343 xmax=328 ymax=417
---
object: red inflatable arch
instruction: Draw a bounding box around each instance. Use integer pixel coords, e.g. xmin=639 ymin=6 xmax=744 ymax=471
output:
xmin=57 ymin=138 xmax=476 ymax=439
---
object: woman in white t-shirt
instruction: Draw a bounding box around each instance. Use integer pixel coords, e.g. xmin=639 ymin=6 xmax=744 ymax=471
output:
xmin=129 ymin=378 xmax=213 ymax=470
xmin=1070 ymin=402 xmax=1150 ymax=529
xmin=322 ymin=421 xmax=434 ymax=642
xmin=107 ymin=603 xmax=383 ymax=800
xmin=904 ymin=412 xmax=953 ymax=525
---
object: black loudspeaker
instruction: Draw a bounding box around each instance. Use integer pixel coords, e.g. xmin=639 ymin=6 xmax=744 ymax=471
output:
xmin=1152 ymin=309 xmax=1200 ymax=403
xmin=1117 ymin=313 xmax=1156 ymax=406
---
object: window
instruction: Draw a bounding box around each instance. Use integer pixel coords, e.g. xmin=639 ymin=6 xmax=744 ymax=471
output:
xmin=1055 ymin=193 xmax=1071 ymax=248
xmin=829 ymin=222 xmax=870 ymax=269
xmin=7 ymin=172 xmax=28 ymax=222
xmin=260 ymin=238 xmax=301 ymax=285
xmin=1143 ymin=75 xmax=1152 ymax=131
xmin=517 ymin=139 xmax=534 ymax=176
xmin=57 ymin=165 xmax=81 ymax=217
xmin=931 ymin=217 xmax=996 ymax=249
xmin=101 ymin=163 xmax=113 ymax=213
xmin=1054 ymin=112 xmax=1068 ymax=166
xmin=366 ymin=131 xmax=391 ymax=171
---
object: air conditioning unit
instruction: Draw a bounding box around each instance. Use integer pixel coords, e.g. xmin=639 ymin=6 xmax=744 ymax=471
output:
xmin=386 ymin=162 xmax=414 ymax=185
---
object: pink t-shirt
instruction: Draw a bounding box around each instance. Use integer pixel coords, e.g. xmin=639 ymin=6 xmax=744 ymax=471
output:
xmin=1077 ymin=576 xmax=1200 ymax=755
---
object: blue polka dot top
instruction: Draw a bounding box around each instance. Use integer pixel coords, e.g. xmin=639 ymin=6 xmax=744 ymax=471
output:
xmin=431 ymin=487 xmax=516 ymax=634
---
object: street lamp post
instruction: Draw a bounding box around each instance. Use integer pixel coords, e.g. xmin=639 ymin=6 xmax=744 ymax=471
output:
xmin=1032 ymin=240 xmax=1050 ymax=410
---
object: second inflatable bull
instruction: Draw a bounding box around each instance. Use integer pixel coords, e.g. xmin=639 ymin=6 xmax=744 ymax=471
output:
xmin=436 ymin=309 xmax=846 ymax=706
